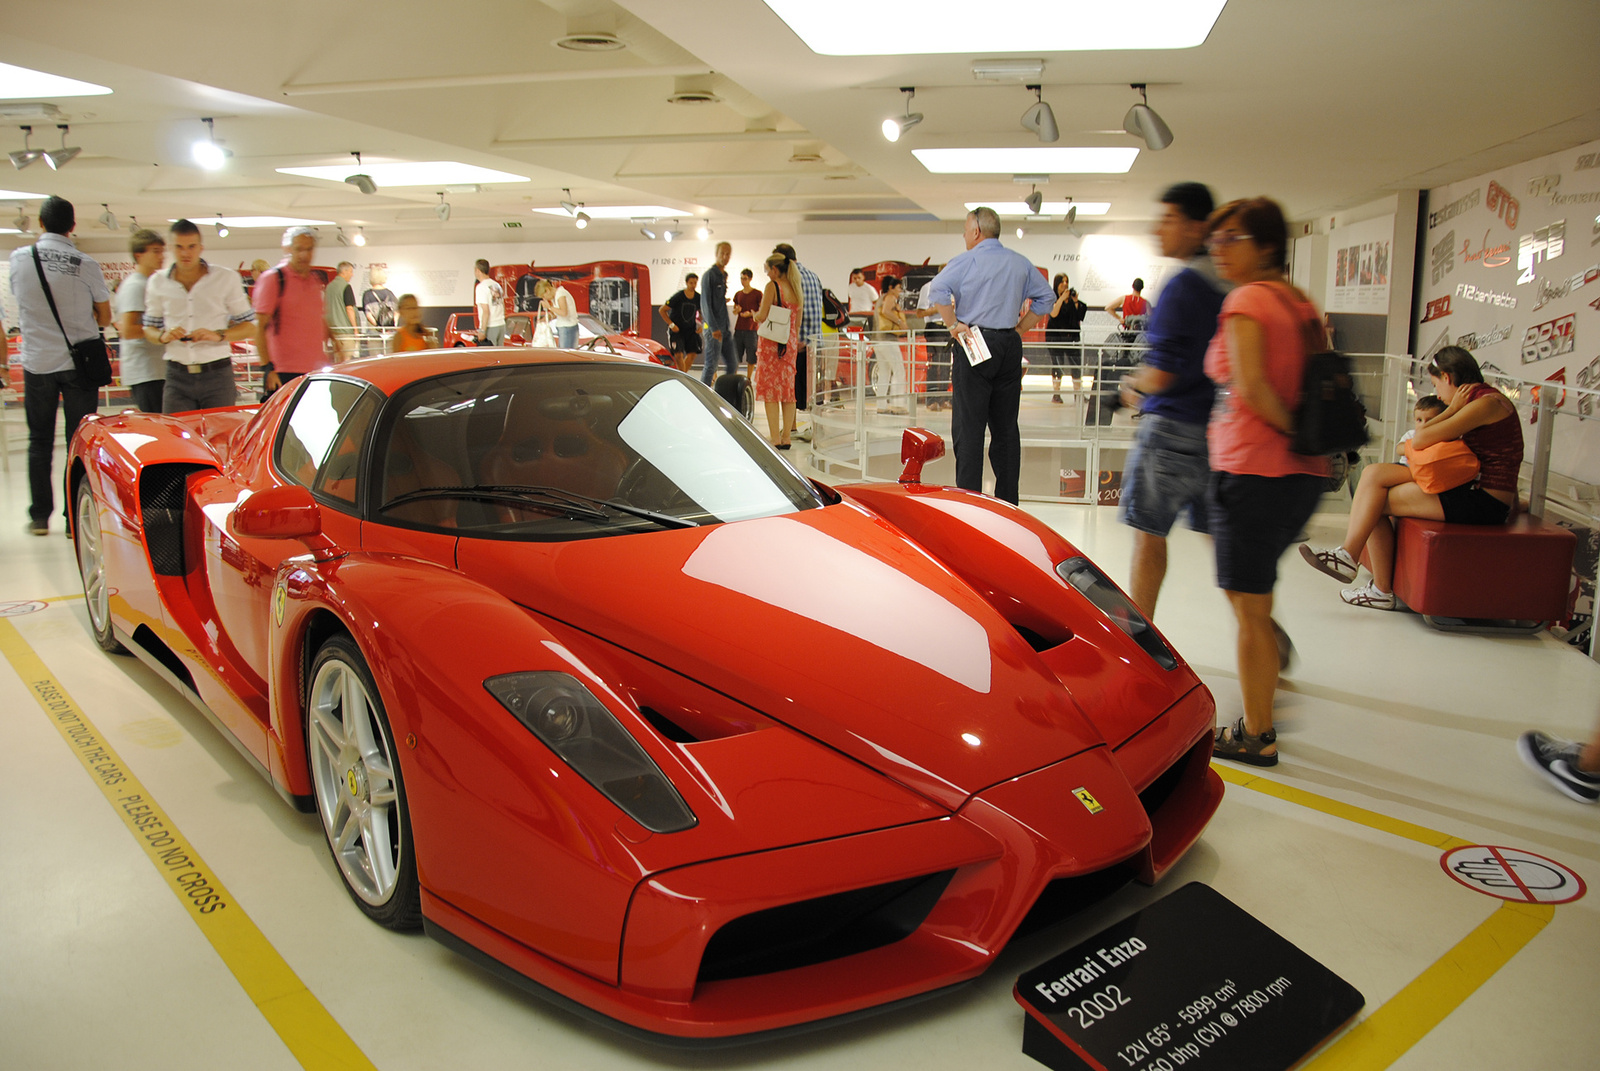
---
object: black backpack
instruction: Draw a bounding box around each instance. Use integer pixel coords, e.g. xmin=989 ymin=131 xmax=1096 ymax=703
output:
xmin=819 ymin=288 xmax=851 ymax=330
xmin=1267 ymin=286 xmax=1369 ymax=456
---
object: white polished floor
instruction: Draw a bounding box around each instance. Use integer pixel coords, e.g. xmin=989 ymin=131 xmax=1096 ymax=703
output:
xmin=2 ymin=422 xmax=1597 ymax=1071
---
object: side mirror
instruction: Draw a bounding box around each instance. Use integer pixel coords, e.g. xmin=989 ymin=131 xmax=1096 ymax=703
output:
xmin=231 ymin=484 xmax=322 ymax=540
xmin=899 ymin=427 xmax=946 ymax=485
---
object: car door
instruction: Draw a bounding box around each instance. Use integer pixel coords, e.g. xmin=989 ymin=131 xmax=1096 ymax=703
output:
xmin=203 ymin=378 xmax=379 ymax=690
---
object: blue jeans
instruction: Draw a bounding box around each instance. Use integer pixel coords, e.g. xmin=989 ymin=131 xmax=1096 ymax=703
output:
xmin=555 ymin=324 xmax=578 ymax=349
xmin=1119 ymin=413 xmax=1211 ymax=537
xmin=700 ymin=327 xmax=736 ymax=384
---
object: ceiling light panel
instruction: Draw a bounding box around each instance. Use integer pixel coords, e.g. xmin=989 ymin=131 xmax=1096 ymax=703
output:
xmin=966 ymin=201 xmax=1110 ymax=216
xmin=915 ymin=147 xmax=1138 ymax=174
xmin=276 ymin=162 xmax=529 ymax=187
xmin=0 ymin=62 xmax=112 ymax=99
xmin=170 ymin=215 xmax=335 ymax=228
xmin=0 ymin=188 xmax=46 ymax=200
xmin=760 ymin=0 xmax=1225 ymax=54
xmin=532 ymin=205 xmax=682 ymax=220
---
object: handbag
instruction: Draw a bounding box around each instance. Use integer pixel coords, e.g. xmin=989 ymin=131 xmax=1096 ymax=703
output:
xmin=31 ymin=245 xmax=113 ymax=388
xmin=1265 ymin=285 xmax=1368 ymax=456
xmin=757 ymin=303 xmax=791 ymax=344
xmin=1406 ymin=439 xmax=1480 ymax=494
xmin=531 ymin=315 xmax=555 ymax=348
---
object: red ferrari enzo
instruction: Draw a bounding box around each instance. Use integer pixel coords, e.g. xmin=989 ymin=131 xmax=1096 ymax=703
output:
xmin=66 ymin=347 xmax=1222 ymax=1043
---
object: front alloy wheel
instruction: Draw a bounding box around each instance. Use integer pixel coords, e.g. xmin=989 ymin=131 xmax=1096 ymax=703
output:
xmin=307 ymin=635 xmax=421 ymax=929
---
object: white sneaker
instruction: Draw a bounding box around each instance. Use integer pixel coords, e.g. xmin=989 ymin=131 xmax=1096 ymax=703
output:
xmin=1300 ymin=543 xmax=1358 ymax=582
xmin=1339 ymin=580 xmax=1396 ymax=610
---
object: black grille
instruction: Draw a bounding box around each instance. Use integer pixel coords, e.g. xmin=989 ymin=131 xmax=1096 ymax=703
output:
xmin=1010 ymin=864 xmax=1137 ymax=943
xmin=697 ymin=869 xmax=955 ymax=984
xmin=141 ymin=465 xmax=204 ymax=576
xmin=1137 ymin=755 xmax=1190 ymax=818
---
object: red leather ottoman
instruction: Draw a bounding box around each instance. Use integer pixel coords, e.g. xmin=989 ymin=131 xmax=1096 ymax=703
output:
xmin=1392 ymin=514 xmax=1576 ymax=631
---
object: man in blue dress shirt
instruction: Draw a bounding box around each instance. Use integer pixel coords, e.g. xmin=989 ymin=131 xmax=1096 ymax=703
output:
xmin=926 ymin=207 xmax=1054 ymax=504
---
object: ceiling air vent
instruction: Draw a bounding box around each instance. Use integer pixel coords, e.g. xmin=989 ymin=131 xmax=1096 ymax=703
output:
xmin=668 ymin=89 xmax=720 ymax=105
xmin=788 ymin=151 xmax=824 ymax=164
xmin=555 ymin=32 xmax=626 ymax=52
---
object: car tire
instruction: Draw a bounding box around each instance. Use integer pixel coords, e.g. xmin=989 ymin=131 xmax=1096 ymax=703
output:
xmin=713 ymin=372 xmax=754 ymax=422
xmin=73 ymin=478 xmax=125 ymax=654
xmin=306 ymin=634 xmax=422 ymax=930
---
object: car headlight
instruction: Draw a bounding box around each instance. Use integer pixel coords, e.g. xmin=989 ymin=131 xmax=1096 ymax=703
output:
xmin=1055 ymin=557 xmax=1178 ymax=671
xmin=484 ymin=671 xmax=698 ymax=833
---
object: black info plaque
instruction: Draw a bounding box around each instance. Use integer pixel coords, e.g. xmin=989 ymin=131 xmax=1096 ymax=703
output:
xmin=1014 ymin=883 xmax=1363 ymax=1071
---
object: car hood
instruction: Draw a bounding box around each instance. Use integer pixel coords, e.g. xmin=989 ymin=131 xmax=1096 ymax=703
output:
xmin=455 ymin=502 xmax=1108 ymax=808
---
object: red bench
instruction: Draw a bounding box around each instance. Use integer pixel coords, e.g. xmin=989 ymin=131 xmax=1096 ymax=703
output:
xmin=1391 ymin=514 xmax=1576 ymax=633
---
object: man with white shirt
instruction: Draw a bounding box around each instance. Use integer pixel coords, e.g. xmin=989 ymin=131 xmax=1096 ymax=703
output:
xmin=8 ymin=196 xmax=111 ymax=535
xmin=113 ymin=228 xmax=167 ymax=413
xmin=846 ymin=269 xmax=877 ymax=324
xmin=474 ymin=259 xmax=506 ymax=345
xmin=143 ymin=219 xmax=256 ymax=413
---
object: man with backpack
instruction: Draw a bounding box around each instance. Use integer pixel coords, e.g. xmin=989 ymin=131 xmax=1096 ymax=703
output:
xmin=253 ymin=226 xmax=335 ymax=397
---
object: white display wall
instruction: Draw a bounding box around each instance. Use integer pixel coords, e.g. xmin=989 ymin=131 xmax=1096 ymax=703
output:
xmin=1414 ymin=136 xmax=1600 ymax=484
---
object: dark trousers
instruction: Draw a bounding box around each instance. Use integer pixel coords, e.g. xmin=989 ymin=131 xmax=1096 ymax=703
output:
xmin=733 ymin=329 xmax=757 ymax=366
xmin=793 ymin=343 xmax=810 ymax=411
xmin=163 ymin=359 xmax=237 ymax=414
xmin=950 ymin=327 xmax=1023 ymax=504
xmin=128 ymin=379 xmax=164 ymax=414
xmin=24 ymin=369 xmax=100 ymax=524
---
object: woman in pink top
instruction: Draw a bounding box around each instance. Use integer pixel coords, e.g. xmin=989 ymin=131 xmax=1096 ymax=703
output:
xmin=1204 ymin=198 xmax=1330 ymax=768
xmin=1301 ymin=345 xmax=1523 ymax=607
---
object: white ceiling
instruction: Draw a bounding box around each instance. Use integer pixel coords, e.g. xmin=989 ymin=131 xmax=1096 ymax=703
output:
xmin=2 ymin=0 xmax=1597 ymax=254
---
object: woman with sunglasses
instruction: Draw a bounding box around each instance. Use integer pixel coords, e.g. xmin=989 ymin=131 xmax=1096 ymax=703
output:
xmin=1203 ymin=197 xmax=1330 ymax=767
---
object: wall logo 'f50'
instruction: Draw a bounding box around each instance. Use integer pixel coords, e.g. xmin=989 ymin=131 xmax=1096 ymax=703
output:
xmin=1422 ymin=296 xmax=1452 ymax=322
xmin=1073 ymin=788 xmax=1104 ymax=815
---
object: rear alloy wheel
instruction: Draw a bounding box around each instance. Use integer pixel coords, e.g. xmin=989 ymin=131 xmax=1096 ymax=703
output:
xmin=74 ymin=480 xmax=124 ymax=653
xmin=307 ymin=634 xmax=421 ymax=929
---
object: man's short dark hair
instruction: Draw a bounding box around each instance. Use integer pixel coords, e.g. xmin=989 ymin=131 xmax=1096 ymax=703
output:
xmin=130 ymin=228 xmax=165 ymax=256
xmin=773 ymin=243 xmax=797 ymax=261
xmin=474 ymin=258 xmax=490 ymax=275
xmin=684 ymin=273 xmax=699 ymax=283
xmin=740 ymin=268 xmax=753 ymax=278
xmin=1132 ymin=278 xmax=1144 ymax=292
xmin=38 ymin=196 xmax=75 ymax=235
xmin=1159 ymin=182 xmax=1216 ymax=223
xmin=170 ymin=218 xmax=202 ymax=239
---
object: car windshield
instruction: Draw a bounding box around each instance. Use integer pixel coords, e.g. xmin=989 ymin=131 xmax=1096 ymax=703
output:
xmin=374 ymin=362 xmax=820 ymax=538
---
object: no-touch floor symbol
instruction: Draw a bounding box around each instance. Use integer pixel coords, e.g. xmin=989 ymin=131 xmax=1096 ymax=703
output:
xmin=0 ymin=600 xmax=48 ymax=618
xmin=1440 ymin=845 xmax=1587 ymax=905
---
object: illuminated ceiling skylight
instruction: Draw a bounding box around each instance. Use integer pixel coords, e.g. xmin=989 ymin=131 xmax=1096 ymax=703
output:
xmin=967 ymin=201 xmax=1111 ymax=216
xmin=0 ymin=188 xmax=46 ymax=200
xmin=531 ymin=205 xmax=684 ymax=220
xmin=760 ymin=0 xmax=1225 ymax=55
xmin=916 ymin=148 xmax=1138 ymax=174
xmin=169 ymin=215 xmax=335 ymax=228
xmin=276 ymin=162 xmax=529 ymax=187
xmin=0 ymin=62 xmax=112 ymax=99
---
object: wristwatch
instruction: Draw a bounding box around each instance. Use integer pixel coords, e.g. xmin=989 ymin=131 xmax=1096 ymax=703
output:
xmin=259 ymin=361 xmax=275 ymax=373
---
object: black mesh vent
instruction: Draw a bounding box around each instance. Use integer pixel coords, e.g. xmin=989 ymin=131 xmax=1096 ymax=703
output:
xmin=1137 ymin=755 xmax=1190 ymax=818
xmin=140 ymin=465 xmax=205 ymax=577
xmin=697 ymin=869 xmax=955 ymax=984
xmin=1010 ymin=863 xmax=1137 ymax=943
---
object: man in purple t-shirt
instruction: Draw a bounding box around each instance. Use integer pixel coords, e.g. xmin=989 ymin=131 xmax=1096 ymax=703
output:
xmin=1116 ymin=183 xmax=1229 ymax=618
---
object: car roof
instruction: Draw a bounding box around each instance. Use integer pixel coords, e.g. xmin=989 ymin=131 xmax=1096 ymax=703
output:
xmin=321 ymin=348 xmax=651 ymax=393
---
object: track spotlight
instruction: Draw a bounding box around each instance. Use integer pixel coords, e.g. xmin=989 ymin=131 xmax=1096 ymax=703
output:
xmin=1065 ymin=201 xmax=1080 ymax=237
xmin=1016 ymin=226 xmax=1026 ymax=239
xmin=98 ymin=203 xmax=117 ymax=231
xmin=696 ymin=219 xmax=712 ymax=241
xmin=192 ymin=118 xmax=231 ymax=170
xmin=336 ymin=227 xmax=349 ymax=246
xmin=9 ymin=125 xmax=42 ymax=169
xmin=639 ymin=225 xmax=656 ymax=240
xmin=215 ymin=216 xmax=229 ymax=238
xmin=574 ymin=210 xmax=590 ymax=229
xmin=1123 ymin=84 xmax=1173 ymax=151
xmin=44 ymin=124 xmax=80 ymax=169
xmin=559 ymin=187 xmax=579 ymax=215
xmin=352 ymin=226 xmax=366 ymax=246
xmin=435 ymin=192 xmax=451 ymax=222
xmin=662 ymin=221 xmax=683 ymax=243
xmin=345 ymin=151 xmax=377 ymax=194
xmin=12 ymin=207 xmax=28 ymax=232
xmin=1024 ymin=187 xmax=1044 ymax=215
xmin=882 ymin=87 xmax=923 ymax=143
xmin=1020 ymin=86 xmax=1058 ymax=144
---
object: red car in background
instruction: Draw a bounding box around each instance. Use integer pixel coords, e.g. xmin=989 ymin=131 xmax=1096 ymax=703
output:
xmin=65 ymin=349 xmax=1221 ymax=1043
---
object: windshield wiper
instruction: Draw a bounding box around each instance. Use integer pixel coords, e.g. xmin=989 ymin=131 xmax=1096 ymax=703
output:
xmin=380 ymin=484 xmax=697 ymax=530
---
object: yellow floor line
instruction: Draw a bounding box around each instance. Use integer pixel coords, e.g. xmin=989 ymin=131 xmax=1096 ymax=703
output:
xmin=0 ymin=618 xmax=378 ymax=1071
xmin=1302 ymin=900 xmax=1554 ymax=1070
xmin=1213 ymin=762 xmax=1556 ymax=1071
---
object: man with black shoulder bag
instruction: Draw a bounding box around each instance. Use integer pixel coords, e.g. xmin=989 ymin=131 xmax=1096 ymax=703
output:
xmin=7 ymin=196 xmax=111 ymax=536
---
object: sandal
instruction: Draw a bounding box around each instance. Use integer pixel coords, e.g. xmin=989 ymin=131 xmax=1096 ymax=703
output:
xmin=1213 ymin=717 xmax=1278 ymax=767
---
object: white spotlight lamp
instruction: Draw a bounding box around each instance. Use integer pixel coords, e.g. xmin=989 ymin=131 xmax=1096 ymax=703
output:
xmin=1123 ymin=84 xmax=1173 ymax=151
xmin=352 ymin=226 xmax=366 ymax=246
xmin=1020 ymin=86 xmax=1058 ymax=144
xmin=345 ymin=152 xmax=377 ymax=194
xmin=882 ymin=87 xmax=923 ymax=143
xmin=9 ymin=125 xmax=42 ymax=170
xmin=215 ymin=216 xmax=229 ymax=238
xmin=574 ymin=211 xmax=590 ymax=229
xmin=44 ymin=124 xmax=80 ymax=169
xmin=696 ymin=219 xmax=711 ymax=241
xmin=192 ymin=118 xmax=231 ymax=170
xmin=98 ymin=203 xmax=117 ymax=231
xmin=435 ymin=192 xmax=451 ymax=222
